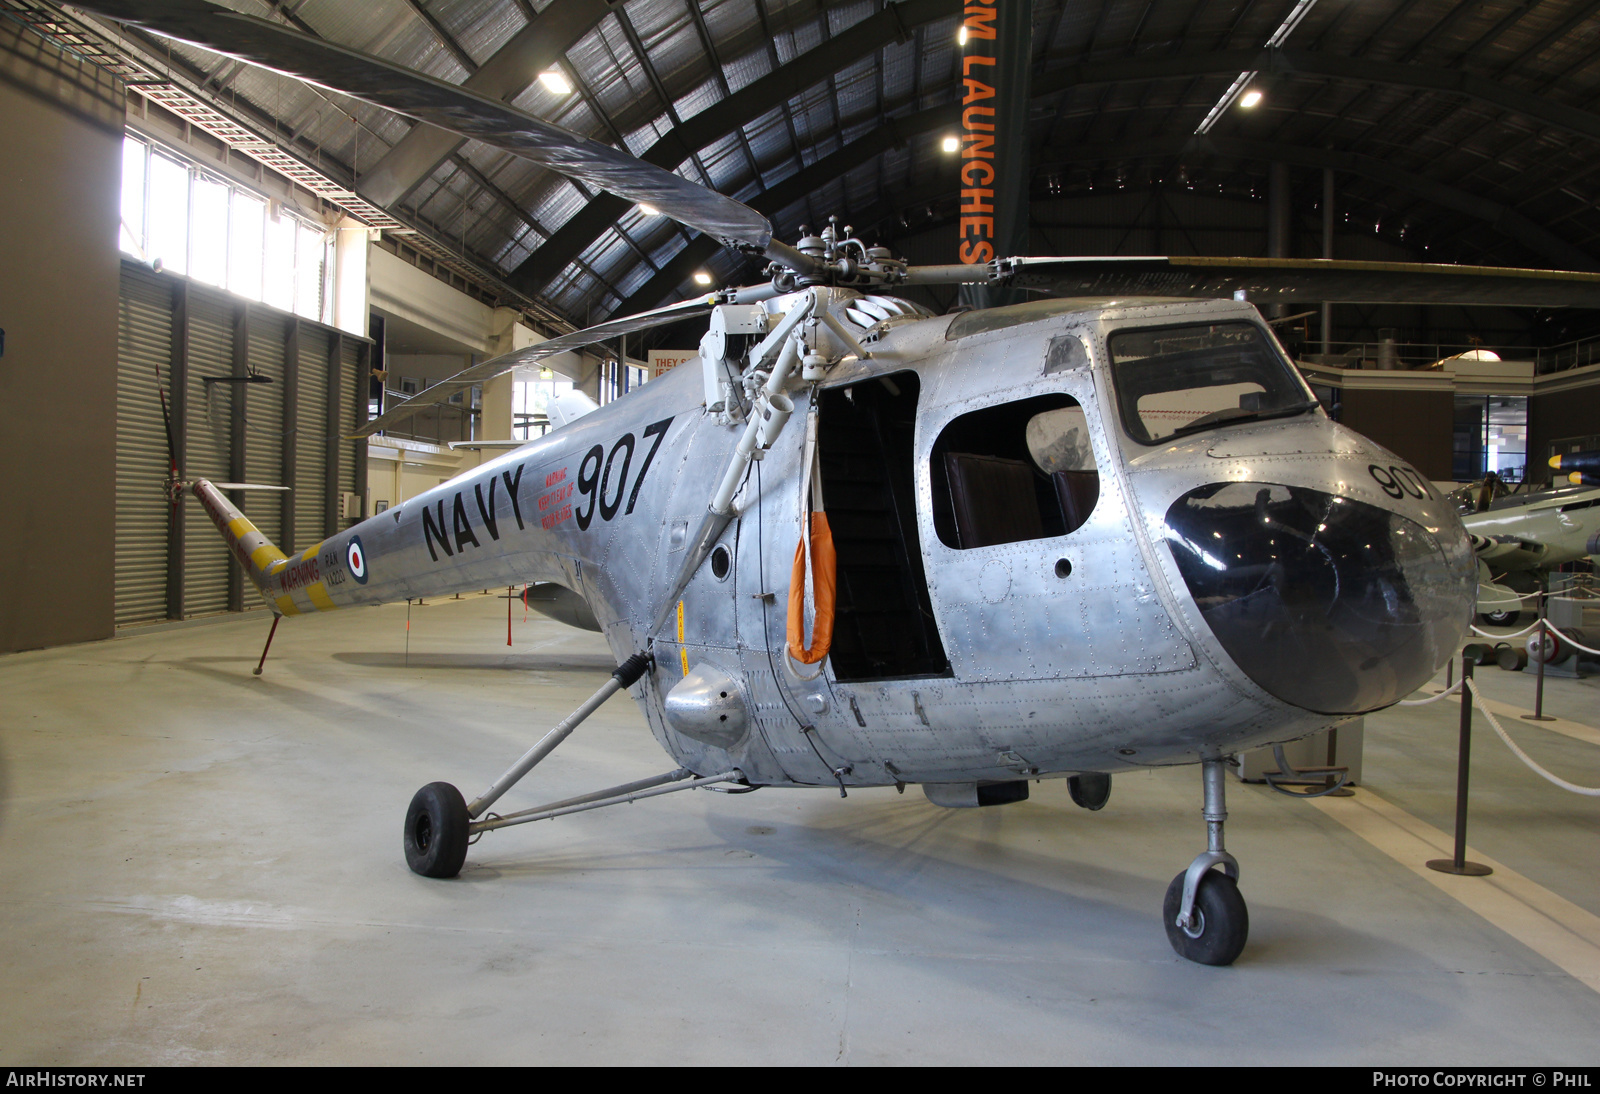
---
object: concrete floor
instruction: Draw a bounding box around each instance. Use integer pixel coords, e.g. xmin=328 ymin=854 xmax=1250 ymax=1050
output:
xmin=2 ymin=595 xmax=1598 ymax=1065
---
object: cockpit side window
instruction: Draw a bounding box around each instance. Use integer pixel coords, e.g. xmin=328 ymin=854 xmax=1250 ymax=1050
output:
xmin=1108 ymin=321 xmax=1314 ymax=444
xmin=931 ymin=394 xmax=1100 ymax=549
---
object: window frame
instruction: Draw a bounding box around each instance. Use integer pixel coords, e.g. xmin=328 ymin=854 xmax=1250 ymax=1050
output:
xmin=1106 ymin=319 xmax=1316 ymax=446
xmin=119 ymin=131 xmax=328 ymax=322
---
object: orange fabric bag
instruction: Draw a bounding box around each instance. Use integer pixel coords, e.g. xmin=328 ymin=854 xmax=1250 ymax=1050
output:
xmin=787 ymin=510 xmax=837 ymax=664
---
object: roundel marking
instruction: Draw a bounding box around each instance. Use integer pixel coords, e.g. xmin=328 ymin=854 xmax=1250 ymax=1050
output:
xmin=347 ymin=536 xmax=368 ymax=584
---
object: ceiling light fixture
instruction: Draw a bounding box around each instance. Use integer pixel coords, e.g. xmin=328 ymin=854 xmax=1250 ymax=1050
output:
xmin=1194 ymin=0 xmax=1318 ymax=134
xmin=539 ymin=68 xmax=573 ymax=95
xmin=1239 ymin=89 xmax=1263 ymax=109
xmin=941 ymin=135 xmax=959 ymax=153
xmin=958 ymin=26 xmax=968 ymax=46
xmin=693 ymin=272 xmax=713 ymax=286
xmin=637 ymin=203 xmax=660 ymax=216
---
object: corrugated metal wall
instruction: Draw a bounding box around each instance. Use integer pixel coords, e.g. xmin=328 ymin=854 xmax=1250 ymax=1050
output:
xmin=294 ymin=327 xmax=332 ymax=554
xmin=183 ymin=291 xmax=234 ymax=618
xmin=113 ymin=259 xmax=369 ymax=626
xmin=113 ymin=265 xmax=175 ymax=627
xmin=338 ymin=336 xmax=363 ymax=516
xmin=245 ymin=311 xmax=288 ymax=550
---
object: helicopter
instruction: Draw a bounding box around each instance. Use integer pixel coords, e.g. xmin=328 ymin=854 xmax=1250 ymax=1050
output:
xmin=79 ymin=0 xmax=1600 ymax=966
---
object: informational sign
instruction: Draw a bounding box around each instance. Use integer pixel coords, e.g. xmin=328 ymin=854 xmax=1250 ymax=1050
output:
xmin=648 ymin=349 xmax=696 ymax=379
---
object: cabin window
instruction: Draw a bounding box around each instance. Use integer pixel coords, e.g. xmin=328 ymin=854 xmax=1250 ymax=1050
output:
xmin=1108 ymin=322 xmax=1313 ymax=444
xmin=931 ymin=394 xmax=1099 ymax=549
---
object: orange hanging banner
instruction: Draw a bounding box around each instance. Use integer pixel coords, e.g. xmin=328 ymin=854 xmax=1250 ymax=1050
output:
xmin=787 ymin=511 xmax=837 ymax=664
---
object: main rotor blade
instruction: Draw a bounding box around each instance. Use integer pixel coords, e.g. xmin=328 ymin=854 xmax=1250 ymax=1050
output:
xmin=352 ymin=295 xmax=717 ymax=439
xmin=998 ymin=256 xmax=1600 ymax=307
xmin=74 ymin=0 xmax=775 ymax=251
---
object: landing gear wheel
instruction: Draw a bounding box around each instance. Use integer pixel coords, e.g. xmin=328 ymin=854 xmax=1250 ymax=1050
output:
xmin=404 ymin=781 xmax=470 ymax=878
xmin=1068 ymin=772 xmax=1111 ymax=811
xmin=1162 ymin=869 xmax=1249 ymax=966
xmin=1480 ymin=609 xmax=1521 ymax=627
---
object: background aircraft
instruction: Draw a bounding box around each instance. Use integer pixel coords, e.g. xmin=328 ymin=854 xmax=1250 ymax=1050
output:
xmin=1465 ymin=451 xmax=1600 ymax=624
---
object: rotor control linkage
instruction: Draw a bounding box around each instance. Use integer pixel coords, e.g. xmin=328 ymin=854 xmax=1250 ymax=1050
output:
xmin=466 ymin=651 xmax=653 ymax=819
xmin=651 ymin=290 xmax=819 ymax=635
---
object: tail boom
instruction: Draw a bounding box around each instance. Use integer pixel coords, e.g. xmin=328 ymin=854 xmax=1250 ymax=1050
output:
xmin=189 ymin=479 xmax=310 ymax=614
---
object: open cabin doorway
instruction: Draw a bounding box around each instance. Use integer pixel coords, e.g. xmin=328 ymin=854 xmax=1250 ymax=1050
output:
xmin=815 ymin=371 xmax=949 ymax=681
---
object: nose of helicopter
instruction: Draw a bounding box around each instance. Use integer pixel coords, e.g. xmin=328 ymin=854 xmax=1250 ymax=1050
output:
xmin=1162 ymin=482 xmax=1475 ymax=715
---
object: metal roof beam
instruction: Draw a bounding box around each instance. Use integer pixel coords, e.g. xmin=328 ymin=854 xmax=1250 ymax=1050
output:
xmin=680 ymin=0 xmax=764 ymax=185
xmin=402 ymin=0 xmax=479 ymax=75
xmin=609 ymin=4 xmax=721 ymax=198
xmin=446 ymin=151 xmax=630 ymax=302
xmin=356 ymin=0 xmax=614 ymax=208
xmin=550 ymin=57 xmax=677 ymax=273
xmin=502 ymin=0 xmax=951 ymax=297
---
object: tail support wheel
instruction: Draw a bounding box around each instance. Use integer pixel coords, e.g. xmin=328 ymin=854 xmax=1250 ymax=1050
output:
xmin=404 ymin=781 xmax=470 ymax=878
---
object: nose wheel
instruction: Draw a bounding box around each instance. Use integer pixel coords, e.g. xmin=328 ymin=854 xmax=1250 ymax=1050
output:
xmin=1165 ymin=758 xmax=1248 ymax=966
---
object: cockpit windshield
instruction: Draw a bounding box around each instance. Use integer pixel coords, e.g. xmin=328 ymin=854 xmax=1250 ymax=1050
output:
xmin=1108 ymin=322 xmax=1316 ymax=445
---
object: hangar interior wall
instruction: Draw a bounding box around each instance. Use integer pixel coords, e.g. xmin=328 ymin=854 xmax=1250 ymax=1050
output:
xmin=114 ymin=260 xmax=372 ymax=628
xmin=1335 ymin=389 xmax=1456 ymax=482
xmin=1529 ymin=377 xmax=1600 ymax=473
xmin=0 ymin=21 xmax=123 ymax=654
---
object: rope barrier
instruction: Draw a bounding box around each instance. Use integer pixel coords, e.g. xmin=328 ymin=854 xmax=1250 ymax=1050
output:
xmin=1465 ymin=679 xmax=1600 ymax=797
xmin=1398 ymin=679 xmax=1463 ymax=705
xmin=1477 ymin=586 xmax=1541 ymax=604
xmin=1470 ymin=620 xmax=1542 ymax=639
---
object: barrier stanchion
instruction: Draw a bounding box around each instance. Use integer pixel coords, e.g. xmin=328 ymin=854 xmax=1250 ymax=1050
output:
xmin=1525 ymin=576 xmax=1555 ymax=723
xmin=1426 ymin=654 xmax=1493 ymax=878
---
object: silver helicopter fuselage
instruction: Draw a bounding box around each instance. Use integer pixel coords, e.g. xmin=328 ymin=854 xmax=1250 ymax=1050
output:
xmin=202 ymin=288 xmax=1475 ymax=789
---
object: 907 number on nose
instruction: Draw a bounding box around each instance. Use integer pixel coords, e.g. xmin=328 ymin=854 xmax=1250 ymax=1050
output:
xmin=1369 ymin=463 xmax=1433 ymax=500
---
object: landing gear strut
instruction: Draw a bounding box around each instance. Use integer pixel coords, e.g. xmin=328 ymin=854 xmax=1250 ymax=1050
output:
xmin=1163 ymin=757 xmax=1248 ymax=966
xmin=402 ymin=652 xmax=744 ymax=878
